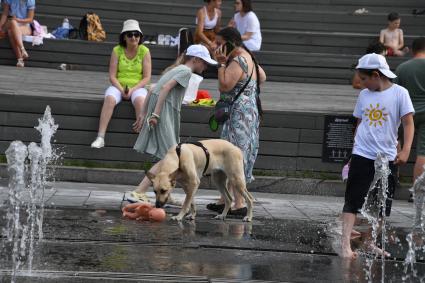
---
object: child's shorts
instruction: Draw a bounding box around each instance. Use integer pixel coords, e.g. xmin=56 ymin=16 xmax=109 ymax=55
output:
xmin=105 ymin=86 xmax=148 ymax=104
xmin=342 ymin=154 xmax=398 ymax=217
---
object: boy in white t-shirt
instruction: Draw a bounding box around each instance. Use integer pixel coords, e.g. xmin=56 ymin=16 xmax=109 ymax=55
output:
xmin=341 ymin=53 xmax=414 ymax=259
xmin=229 ymin=0 xmax=261 ymax=51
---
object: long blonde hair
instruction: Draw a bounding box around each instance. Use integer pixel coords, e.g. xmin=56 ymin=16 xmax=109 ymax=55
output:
xmin=162 ymin=54 xmax=194 ymax=74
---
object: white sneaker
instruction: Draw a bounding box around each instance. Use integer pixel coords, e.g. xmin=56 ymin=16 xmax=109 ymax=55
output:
xmin=91 ymin=137 xmax=105 ymax=148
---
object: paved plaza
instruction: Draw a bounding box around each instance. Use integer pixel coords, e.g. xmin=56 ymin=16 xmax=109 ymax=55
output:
xmin=0 ymin=180 xmax=417 ymax=229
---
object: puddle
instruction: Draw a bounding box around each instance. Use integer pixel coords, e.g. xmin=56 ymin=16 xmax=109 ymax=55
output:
xmin=1 ymin=208 xmax=424 ymax=282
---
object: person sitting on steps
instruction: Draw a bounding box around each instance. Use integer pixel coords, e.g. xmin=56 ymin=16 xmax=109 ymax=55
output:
xmin=379 ymin=12 xmax=409 ymax=57
xmin=91 ymin=19 xmax=151 ymax=149
xmin=0 ymin=0 xmax=35 ymax=67
xmin=194 ymin=0 xmax=222 ymax=52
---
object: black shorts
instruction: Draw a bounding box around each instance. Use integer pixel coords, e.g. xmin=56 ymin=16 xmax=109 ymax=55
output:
xmin=343 ymin=154 xmax=398 ymax=217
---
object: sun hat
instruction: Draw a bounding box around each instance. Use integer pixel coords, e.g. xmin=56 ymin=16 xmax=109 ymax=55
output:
xmin=355 ymin=53 xmax=397 ymax=79
xmin=121 ymin=19 xmax=143 ymax=35
xmin=186 ymin=44 xmax=218 ymax=65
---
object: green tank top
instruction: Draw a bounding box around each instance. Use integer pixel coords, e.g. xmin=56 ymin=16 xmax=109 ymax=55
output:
xmin=113 ymin=44 xmax=149 ymax=88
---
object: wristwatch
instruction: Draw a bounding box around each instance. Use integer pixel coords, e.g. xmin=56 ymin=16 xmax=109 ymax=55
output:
xmin=219 ymin=63 xmax=226 ymax=68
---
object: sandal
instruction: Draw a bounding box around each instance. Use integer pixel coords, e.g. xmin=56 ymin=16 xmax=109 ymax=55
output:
xmin=20 ymin=47 xmax=29 ymax=59
xmin=16 ymin=58 xmax=24 ymax=67
xmin=206 ymin=203 xmax=225 ymax=213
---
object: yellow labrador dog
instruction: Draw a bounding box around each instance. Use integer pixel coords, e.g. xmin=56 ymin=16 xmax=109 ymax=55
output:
xmin=146 ymin=139 xmax=254 ymax=222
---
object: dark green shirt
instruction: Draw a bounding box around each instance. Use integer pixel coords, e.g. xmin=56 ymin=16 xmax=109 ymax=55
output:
xmin=395 ymin=58 xmax=425 ymax=114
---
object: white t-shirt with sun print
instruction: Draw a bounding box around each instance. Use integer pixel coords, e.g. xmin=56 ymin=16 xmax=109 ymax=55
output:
xmin=352 ymin=84 xmax=414 ymax=161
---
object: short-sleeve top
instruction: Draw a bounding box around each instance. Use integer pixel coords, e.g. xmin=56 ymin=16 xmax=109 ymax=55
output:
xmin=113 ymin=44 xmax=149 ymax=88
xmin=5 ymin=0 xmax=35 ymax=20
xmin=133 ymin=64 xmax=192 ymax=159
xmin=352 ymin=84 xmax=414 ymax=160
xmin=233 ymin=11 xmax=262 ymax=49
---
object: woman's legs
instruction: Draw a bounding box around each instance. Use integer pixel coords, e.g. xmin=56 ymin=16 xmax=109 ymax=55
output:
xmin=131 ymin=88 xmax=148 ymax=118
xmin=91 ymin=87 xmax=121 ymax=148
xmin=97 ymin=95 xmax=117 ymax=136
xmin=6 ymin=20 xmax=31 ymax=63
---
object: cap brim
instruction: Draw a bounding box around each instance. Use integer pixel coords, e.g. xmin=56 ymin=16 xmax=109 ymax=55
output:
xmin=202 ymin=57 xmax=218 ymax=65
xmin=379 ymin=68 xmax=397 ymax=79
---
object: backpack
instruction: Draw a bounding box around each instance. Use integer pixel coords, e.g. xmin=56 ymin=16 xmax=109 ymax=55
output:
xmin=78 ymin=12 xmax=106 ymax=41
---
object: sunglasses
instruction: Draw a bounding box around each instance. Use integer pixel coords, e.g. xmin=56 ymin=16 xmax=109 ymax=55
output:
xmin=126 ymin=31 xmax=141 ymax=38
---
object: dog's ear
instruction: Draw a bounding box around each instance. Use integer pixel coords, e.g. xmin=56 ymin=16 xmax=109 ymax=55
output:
xmin=169 ymin=169 xmax=179 ymax=186
xmin=146 ymin=171 xmax=156 ymax=181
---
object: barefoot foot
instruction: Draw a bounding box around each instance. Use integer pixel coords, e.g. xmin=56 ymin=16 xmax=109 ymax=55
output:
xmin=341 ymin=247 xmax=358 ymax=259
xmin=365 ymin=243 xmax=391 ymax=257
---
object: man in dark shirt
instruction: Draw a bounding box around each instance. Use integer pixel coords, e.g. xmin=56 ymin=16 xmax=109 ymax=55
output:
xmin=395 ymin=37 xmax=425 ymax=198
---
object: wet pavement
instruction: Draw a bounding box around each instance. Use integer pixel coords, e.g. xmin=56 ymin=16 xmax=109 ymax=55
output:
xmin=1 ymin=181 xmax=425 ymax=282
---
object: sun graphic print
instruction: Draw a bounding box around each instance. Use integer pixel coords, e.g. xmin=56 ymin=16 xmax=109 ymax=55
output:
xmin=364 ymin=103 xmax=389 ymax=127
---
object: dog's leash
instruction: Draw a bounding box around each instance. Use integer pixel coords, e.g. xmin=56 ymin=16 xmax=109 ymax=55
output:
xmin=175 ymin=142 xmax=210 ymax=176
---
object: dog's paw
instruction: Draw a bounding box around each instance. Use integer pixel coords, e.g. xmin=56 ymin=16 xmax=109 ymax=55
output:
xmin=171 ymin=215 xmax=183 ymax=221
xmin=185 ymin=214 xmax=196 ymax=221
xmin=243 ymin=216 xmax=252 ymax=222
xmin=214 ymin=214 xmax=226 ymax=221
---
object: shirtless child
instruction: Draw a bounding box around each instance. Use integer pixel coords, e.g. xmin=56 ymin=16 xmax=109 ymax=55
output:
xmin=379 ymin=12 xmax=409 ymax=56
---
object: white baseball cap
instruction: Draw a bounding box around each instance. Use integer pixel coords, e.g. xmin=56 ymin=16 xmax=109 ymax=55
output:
xmin=355 ymin=53 xmax=397 ymax=79
xmin=186 ymin=44 xmax=218 ymax=65
xmin=121 ymin=19 xmax=143 ymax=35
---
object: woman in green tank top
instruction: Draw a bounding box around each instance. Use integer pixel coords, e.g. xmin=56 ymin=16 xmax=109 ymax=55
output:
xmin=91 ymin=19 xmax=152 ymax=149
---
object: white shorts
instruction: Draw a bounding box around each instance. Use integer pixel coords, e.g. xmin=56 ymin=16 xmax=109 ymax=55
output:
xmin=104 ymin=86 xmax=148 ymax=104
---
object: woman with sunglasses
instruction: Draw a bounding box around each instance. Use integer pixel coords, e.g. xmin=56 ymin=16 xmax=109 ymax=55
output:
xmin=0 ymin=0 xmax=36 ymax=67
xmin=194 ymin=0 xmax=222 ymax=52
xmin=91 ymin=19 xmax=152 ymax=148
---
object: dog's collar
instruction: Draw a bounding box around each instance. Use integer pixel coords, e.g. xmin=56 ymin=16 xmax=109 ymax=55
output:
xmin=175 ymin=142 xmax=210 ymax=176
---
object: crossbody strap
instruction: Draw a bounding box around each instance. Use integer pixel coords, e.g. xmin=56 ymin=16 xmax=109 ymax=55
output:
xmin=232 ymin=66 xmax=254 ymax=103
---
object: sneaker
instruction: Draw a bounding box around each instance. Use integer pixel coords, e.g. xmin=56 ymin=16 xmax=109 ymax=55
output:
xmin=90 ymin=137 xmax=105 ymax=148
xmin=127 ymin=191 xmax=149 ymax=203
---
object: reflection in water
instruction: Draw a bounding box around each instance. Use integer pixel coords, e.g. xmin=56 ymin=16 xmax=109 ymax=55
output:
xmin=1 ymin=208 xmax=425 ymax=282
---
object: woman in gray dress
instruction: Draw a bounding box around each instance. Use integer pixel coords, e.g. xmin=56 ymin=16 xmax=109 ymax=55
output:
xmin=129 ymin=44 xmax=217 ymax=203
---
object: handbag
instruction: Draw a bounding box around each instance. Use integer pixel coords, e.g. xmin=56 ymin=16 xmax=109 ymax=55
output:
xmin=213 ymin=68 xmax=254 ymax=124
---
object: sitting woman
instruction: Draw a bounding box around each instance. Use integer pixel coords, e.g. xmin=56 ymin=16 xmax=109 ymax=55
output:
xmin=194 ymin=0 xmax=222 ymax=52
xmin=91 ymin=19 xmax=151 ymax=148
xmin=229 ymin=0 xmax=262 ymax=51
xmin=207 ymin=27 xmax=266 ymax=216
xmin=0 ymin=0 xmax=35 ymax=67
